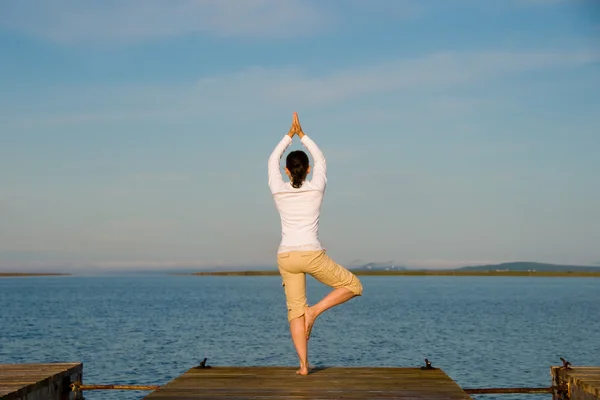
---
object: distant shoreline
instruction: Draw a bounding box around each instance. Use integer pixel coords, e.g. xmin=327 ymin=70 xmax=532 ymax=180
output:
xmin=0 ymin=273 xmax=70 ymax=278
xmin=186 ymin=270 xmax=600 ymax=278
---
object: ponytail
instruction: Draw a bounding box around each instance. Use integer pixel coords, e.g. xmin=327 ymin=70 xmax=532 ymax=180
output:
xmin=286 ymin=151 xmax=309 ymax=188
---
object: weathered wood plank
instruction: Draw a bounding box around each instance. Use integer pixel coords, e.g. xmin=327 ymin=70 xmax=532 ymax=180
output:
xmin=552 ymin=366 xmax=600 ymax=400
xmin=0 ymin=363 xmax=83 ymax=400
xmin=144 ymin=366 xmax=472 ymax=399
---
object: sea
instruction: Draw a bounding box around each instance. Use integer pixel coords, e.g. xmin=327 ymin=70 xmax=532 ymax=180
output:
xmin=1 ymin=274 xmax=599 ymax=400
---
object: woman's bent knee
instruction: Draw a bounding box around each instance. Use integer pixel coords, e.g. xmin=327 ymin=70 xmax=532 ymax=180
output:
xmin=347 ymin=275 xmax=363 ymax=296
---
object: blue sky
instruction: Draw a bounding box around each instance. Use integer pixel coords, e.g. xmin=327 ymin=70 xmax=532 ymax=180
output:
xmin=1 ymin=0 xmax=599 ymax=271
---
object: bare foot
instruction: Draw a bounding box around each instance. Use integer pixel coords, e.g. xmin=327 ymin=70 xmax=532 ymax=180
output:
xmin=296 ymin=365 xmax=309 ymax=376
xmin=304 ymin=306 xmax=317 ymax=340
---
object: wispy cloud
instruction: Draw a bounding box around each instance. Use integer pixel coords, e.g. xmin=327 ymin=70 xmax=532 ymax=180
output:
xmin=7 ymin=49 xmax=597 ymax=128
xmin=0 ymin=0 xmax=429 ymax=44
xmin=7 ymin=0 xmax=577 ymax=45
xmin=262 ymin=50 xmax=597 ymax=102
xmin=0 ymin=0 xmax=332 ymax=43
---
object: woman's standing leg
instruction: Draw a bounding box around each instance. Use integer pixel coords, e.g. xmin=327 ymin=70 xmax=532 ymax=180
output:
xmin=289 ymin=315 xmax=309 ymax=374
xmin=278 ymin=253 xmax=310 ymax=375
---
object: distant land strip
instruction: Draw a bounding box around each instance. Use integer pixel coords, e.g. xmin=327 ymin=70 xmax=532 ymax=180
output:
xmin=0 ymin=273 xmax=70 ymax=278
xmin=188 ymin=270 xmax=600 ymax=277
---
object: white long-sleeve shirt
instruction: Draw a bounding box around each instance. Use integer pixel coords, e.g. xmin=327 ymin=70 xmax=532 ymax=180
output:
xmin=268 ymin=134 xmax=327 ymax=254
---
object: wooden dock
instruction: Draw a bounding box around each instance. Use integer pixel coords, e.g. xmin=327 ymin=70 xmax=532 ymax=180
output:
xmin=143 ymin=366 xmax=472 ymax=399
xmin=0 ymin=363 xmax=82 ymax=400
xmin=552 ymin=366 xmax=600 ymax=400
xmin=3 ymin=361 xmax=599 ymax=399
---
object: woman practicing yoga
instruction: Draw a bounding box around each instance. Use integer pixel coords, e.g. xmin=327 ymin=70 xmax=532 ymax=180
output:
xmin=268 ymin=112 xmax=363 ymax=375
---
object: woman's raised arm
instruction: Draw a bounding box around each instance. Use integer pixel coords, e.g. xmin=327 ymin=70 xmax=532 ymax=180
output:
xmin=268 ymin=134 xmax=293 ymax=193
xmin=297 ymin=129 xmax=327 ymax=191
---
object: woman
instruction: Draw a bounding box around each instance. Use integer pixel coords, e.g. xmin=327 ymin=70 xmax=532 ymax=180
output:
xmin=267 ymin=112 xmax=363 ymax=375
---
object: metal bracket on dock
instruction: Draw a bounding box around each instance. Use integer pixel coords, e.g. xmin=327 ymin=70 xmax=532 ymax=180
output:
xmin=194 ymin=357 xmax=212 ymax=369
xmin=560 ymin=357 xmax=572 ymax=370
xmin=420 ymin=358 xmax=437 ymax=370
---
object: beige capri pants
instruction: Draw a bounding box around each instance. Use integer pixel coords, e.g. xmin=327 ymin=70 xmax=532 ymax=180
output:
xmin=277 ymin=250 xmax=363 ymax=321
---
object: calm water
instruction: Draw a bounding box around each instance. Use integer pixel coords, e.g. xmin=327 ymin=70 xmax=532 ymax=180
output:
xmin=1 ymin=275 xmax=599 ymax=400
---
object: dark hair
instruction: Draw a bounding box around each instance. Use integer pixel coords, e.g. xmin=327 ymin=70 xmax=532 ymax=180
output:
xmin=286 ymin=150 xmax=309 ymax=188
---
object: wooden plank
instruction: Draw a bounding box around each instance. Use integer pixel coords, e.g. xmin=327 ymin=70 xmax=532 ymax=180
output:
xmin=144 ymin=366 xmax=472 ymax=399
xmin=0 ymin=363 xmax=83 ymax=400
xmin=552 ymin=366 xmax=600 ymax=400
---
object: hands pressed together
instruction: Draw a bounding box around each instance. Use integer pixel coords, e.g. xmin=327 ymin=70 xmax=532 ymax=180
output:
xmin=287 ymin=112 xmax=305 ymax=139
